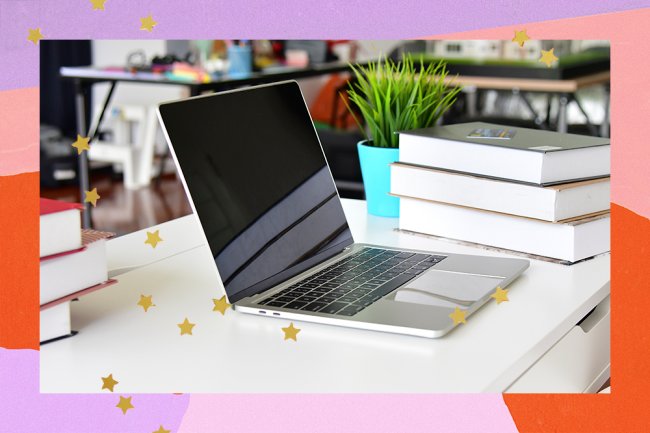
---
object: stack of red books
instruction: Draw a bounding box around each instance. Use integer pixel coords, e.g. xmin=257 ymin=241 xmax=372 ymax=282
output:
xmin=40 ymin=198 xmax=117 ymax=344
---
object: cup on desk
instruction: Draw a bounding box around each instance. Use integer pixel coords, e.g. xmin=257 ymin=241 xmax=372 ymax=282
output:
xmin=285 ymin=49 xmax=310 ymax=68
xmin=228 ymin=45 xmax=252 ymax=77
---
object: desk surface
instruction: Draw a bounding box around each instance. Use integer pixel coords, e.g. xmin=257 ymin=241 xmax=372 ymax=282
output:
xmin=61 ymin=65 xmax=610 ymax=95
xmin=452 ymin=70 xmax=610 ymax=93
xmin=40 ymin=199 xmax=610 ymax=393
xmin=60 ymin=61 xmax=367 ymax=91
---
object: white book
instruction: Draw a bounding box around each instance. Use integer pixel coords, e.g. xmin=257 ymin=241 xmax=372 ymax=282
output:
xmin=40 ymin=198 xmax=83 ymax=258
xmin=40 ymin=301 xmax=72 ymax=343
xmin=40 ymin=230 xmax=112 ymax=305
xmin=398 ymin=122 xmax=610 ymax=185
xmin=398 ymin=196 xmax=610 ymax=263
xmin=390 ymin=163 xmax=610 ymax=222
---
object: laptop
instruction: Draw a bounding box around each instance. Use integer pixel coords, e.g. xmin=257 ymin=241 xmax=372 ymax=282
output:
xmin=157 ymin=80 xmax=529 ymax=338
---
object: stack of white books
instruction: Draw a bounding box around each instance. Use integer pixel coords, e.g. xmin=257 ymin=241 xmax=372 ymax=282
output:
xmin=40 ymin=198 xmax=116 ymax=343
xmin=392 ymin=122 xmax=610 ymax=263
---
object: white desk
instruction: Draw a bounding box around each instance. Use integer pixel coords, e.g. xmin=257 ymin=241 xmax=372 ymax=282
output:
xmin=41 ymin=199 xmax=610 ymax=393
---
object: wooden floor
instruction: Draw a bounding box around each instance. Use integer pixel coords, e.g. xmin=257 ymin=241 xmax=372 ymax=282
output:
xmin=40 ymin=174 xmax=193 ymax=236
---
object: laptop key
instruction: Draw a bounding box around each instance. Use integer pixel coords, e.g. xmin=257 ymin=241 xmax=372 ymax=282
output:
xmin=310 ymin=278 xmax=328 ymax=285
xmin=330 ymin=278 xmax=349 ymax=285
xmin=353 ymin=297 xmax=374 ymax=307
xmin=337 ymin=305 xmax=364 ymax=316
xmin=285 ymin=301 xmax=308 ymax=309
xmin=302 ymin=302 xmax=327 ymax=312
xmin=349 ymin=287 xmax=370 ymax=296
xmin=331 ymin=288 xmax=351 ymax=296
xmin=371 ymin=273 xmax=417 ymax=298
xmin=311 ymin=287 xmax=330 ymax=294
xmin=321 ymin=302 xmax=348 ymax=314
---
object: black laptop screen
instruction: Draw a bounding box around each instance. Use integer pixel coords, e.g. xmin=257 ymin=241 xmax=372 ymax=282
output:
xmin=159 ymin=81 xmax=354 ymax=303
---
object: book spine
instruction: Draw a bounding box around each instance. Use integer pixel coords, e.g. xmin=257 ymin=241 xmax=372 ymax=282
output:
xmin=390 ymin=164 xmax=557 ymax=221
xmin=398 ymin=197 xmax=577 ymax=261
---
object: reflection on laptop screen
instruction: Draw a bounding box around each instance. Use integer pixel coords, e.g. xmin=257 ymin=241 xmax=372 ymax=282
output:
xmin=159 ymin=81 xmax=354 ymax=303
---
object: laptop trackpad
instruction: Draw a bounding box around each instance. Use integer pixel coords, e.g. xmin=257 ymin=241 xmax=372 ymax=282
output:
xmin=393 ymin=270 xmax=502 ymax=308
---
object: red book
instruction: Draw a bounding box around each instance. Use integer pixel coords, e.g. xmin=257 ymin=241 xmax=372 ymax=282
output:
xmin=40 ymin=198 xmax=84 ymax=258
xmin=40 ymin=198 xmax=84 ymax=215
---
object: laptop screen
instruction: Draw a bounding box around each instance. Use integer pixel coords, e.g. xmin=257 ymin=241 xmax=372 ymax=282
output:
xmin=159 ymin=81 xmax=354 ymax=303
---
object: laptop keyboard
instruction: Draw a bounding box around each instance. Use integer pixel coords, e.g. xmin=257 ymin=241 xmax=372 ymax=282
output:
xmin=258 ymin=247 xmax=446 ymax=316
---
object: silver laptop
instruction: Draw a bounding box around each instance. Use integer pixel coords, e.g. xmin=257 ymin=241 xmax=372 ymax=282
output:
xmin=157 ymin=81 xmax=528 ymax=338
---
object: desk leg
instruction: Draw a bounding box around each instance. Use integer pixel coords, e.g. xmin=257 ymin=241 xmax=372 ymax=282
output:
xmin=74 ymin=81 xmax=117 ymax=228
xmin=88 ymin=82 xmax=116 ymax=142
xmin=519 ymin=91 xmax=546 ymax=129
xmin=74 ymin=81 xmax=92 ymax=229
xmin=601 ymin=84 xmax=610 ymax=138
xmin=572 ymin=94 xmax=598 ymax=136
xmin=156 ymin=85 xmax=199 ymax=188
xmin=557 ymin=93 xmax=569 ymax=133
xmin=465 ymin=85 xmax=478 ymax=118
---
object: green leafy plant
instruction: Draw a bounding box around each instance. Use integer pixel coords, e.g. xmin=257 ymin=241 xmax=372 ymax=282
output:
xmin=344 ymin=54 xmax=462 ymax=148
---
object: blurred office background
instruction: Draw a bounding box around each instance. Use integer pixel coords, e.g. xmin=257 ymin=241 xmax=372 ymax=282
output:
xmin=40 ymin=39 xmax=610 ymax=235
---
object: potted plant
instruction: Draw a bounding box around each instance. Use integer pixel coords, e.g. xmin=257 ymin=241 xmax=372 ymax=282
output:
xmin=345 ymin=54 xmax=462 ymax=217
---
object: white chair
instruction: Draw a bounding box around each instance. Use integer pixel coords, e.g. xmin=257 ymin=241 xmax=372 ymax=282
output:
xmin=88 ymin=104 xmax=159 ymax=189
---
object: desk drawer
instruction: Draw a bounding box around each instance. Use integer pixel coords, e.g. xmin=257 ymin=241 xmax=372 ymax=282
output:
xmin=507 ymin=294 xmax=610 ymax=393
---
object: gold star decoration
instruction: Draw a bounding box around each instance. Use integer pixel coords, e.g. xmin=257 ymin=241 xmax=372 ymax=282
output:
xmin=153 ymin=426 xmax=171 ymax=433
xmin=27 ymin=28 xmax=44 ymax=45
xmin=84 ymin=188 xmax=101 ymax=207
xmin=512 ymin=30 xmax=530 ymax=47
xmin=116 ymin=396 xmax=134 ymax=415
xmin=137 ymin=295 xmax=155 ymax=312
xmin=140 ymin=14 xmax=158 ymax=32
xmin=145 ymin=230 xmax=163 ymax=248
xmin=101 ymin=374 xmax=119 ymax=392
xmin=89 ymin=0 xmax=106 ymax=10
xmin=491 ymin=286 xmax=510 ymax=305
xmin=449 ymin=307 xmax=467 ymax=326
xmin=212 ymin=295 xmax=231 ymax=315
xmin=282 ymin=322 xmax=301 ymax=341
xmin=71 ymin=134 xmax=91 ymax=154
xmin=539 ymin=48 xmax=559 ymax=68
xmin=178 ymin=317 xmax=195 ymax=335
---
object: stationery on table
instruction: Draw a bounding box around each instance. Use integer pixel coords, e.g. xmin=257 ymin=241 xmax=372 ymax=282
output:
xmin=392 ymin=122 xmax=611 ymax=264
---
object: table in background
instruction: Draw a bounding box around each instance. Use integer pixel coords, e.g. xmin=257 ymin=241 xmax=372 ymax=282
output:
xmin=63 ymin=60 xmax=610 ymax=228
xmin=450 ymin=71 xmax=610 ymax=136
xmin=61 ymin=61 xmax=370 ymax=228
